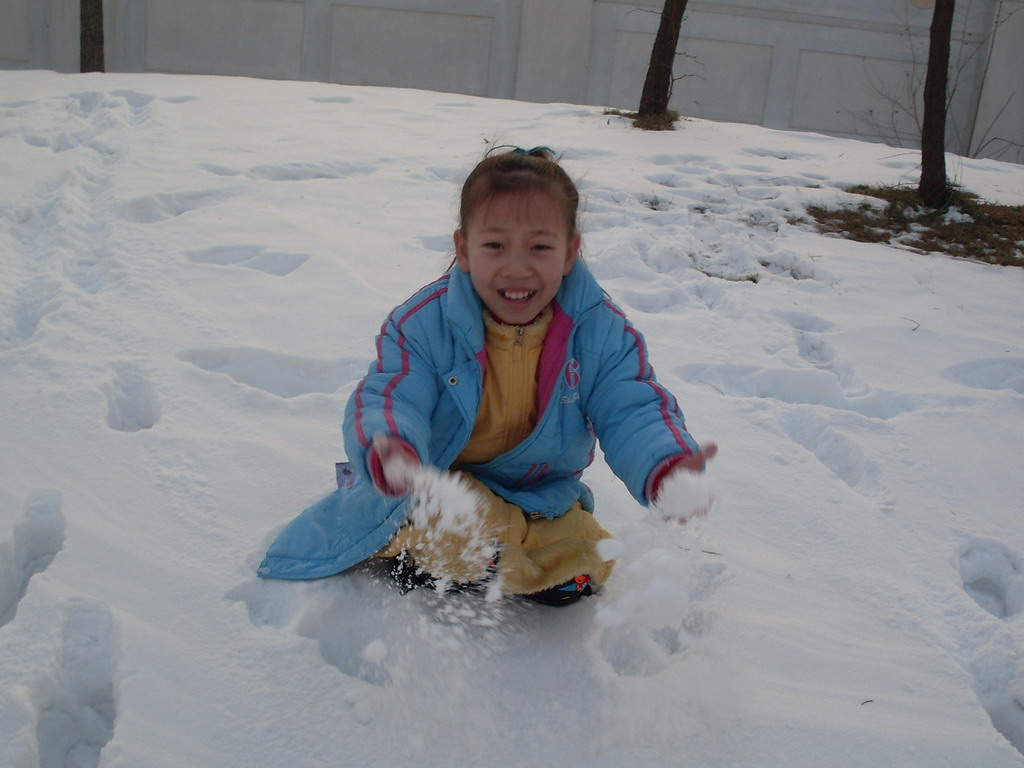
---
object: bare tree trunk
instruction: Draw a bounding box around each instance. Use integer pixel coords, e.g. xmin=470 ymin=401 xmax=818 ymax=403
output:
xmin=918 ymin=0 xmax=955 ymax=209
xmin=638 ymin=0 xmax=689 ymax=117
xmin=81 ymin=0 xmax=105 ymax=72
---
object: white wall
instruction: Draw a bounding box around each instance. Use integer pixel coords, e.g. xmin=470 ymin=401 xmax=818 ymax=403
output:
xmin=588 ymin=0 xmax=1007 ymax=159
xmin=3 ymin=0 xmax=1020 ymax=163
xmin=2 ymin=0 xmax=79 ymax=71
xmin=972 ymin=0 xmax=1024 ymax=162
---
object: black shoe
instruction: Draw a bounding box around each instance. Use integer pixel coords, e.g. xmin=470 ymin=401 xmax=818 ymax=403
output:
xmin=387 ymin=552 xmax=436 ymax=594
xmin=387 ymin=551 xmax=500 ymax=595
xmin=524 ymin=574 xmax=594 ymax=606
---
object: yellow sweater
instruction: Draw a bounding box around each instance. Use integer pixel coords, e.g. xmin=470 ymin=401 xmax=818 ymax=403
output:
xmin=456 ymin=307 xmax=553 ymax=465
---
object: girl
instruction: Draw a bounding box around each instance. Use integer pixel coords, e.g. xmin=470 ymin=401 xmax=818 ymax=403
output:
xmin=259 ymin=147 xmax=716 ymax=606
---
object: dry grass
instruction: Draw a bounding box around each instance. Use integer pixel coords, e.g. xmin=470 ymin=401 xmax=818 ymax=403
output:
xmin=604 ymin=108 xmax=680 ymax=131
xmin=596 ymin=113 xmax=1023 ymax=266
xmin=803 ymin=185 xmax=1024 ymax=267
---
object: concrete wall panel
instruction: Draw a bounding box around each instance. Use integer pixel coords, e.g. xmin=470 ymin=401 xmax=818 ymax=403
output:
xmin=330 ymin=6 xmax=491 ymax=95
xmin=145 ymin=0 xmax=306 ymax=79
xmin=672 ymin=37 xmax=774 ymax=125
xmin=792 ymin=50 xmax=923 ymax=144
xmin=0 ymin=0 xmax=31 ymax=65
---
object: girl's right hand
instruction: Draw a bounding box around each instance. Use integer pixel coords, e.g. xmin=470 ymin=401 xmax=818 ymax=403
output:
xmin=369 ymin=435 xmax=421 ymax=496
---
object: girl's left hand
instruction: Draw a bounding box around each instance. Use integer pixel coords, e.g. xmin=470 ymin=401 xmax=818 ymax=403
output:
xmin=672 ymin=443 xmax=718 ymax=474
xmin=652 ymin=443 xmax=718 ymax=524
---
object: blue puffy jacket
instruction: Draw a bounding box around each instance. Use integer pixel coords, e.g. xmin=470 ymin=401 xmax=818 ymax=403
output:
xmin=258 ymin=262 xmax=698 ymax=580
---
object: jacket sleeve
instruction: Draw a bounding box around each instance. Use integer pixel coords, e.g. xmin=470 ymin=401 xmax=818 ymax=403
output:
xmin=343 ymin=296 xmax=445 ymax=482
xmin=583 ymin=302 xmax=699 ymax=506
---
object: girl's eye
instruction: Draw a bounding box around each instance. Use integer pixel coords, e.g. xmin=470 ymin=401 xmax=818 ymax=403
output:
xmin=483 ymin=241 xmax=503 ymax=250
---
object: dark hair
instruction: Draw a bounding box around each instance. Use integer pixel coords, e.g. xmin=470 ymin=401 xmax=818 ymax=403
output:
xmin=458 ymin=147 xmax=580 ymax=238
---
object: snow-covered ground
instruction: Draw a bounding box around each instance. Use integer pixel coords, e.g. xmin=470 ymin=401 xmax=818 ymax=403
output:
xmin=2 ymin=70 xmax=1023 ymax=768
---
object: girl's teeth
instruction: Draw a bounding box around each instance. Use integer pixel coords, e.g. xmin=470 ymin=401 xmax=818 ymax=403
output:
xmin=503 ymin=290 xmax=533 ymax=300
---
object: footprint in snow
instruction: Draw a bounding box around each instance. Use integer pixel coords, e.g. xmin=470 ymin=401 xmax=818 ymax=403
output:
xmin=35 ymin=599 xmax=119 ymax=768
xmin=781 ymin=410 xmax=890 ymax=502
xmin=593 ymin=523 xmax=728 ymax=677
xmin=230 ymin=567 xmax=520 ymax=690
xmin=11 ymin=90 xmax=151 ymax=153
xmin=960 ymin=538 xmax=1024 ymax=620
xmin=117 ymin=188 xmax=236 ymax=224
xmin=645 ymin=171 xmax=701 ymax=190
xmin=3 ymin=277 xmax=63 ymax=350
xmin=199 ymin=160 xmax=374 ymax=182
xmin=940 ymin=357 xmax=1024 ymax=395
xmin=226 ymin=576 xmax=305 ymax=631
xmin=293 ymin=575 xmax=410 ymax=687
xmin=186 ymin=245 xmax=310 ymax=276
xmin=774 ymin=309 xmax=837 ymax=334
xmin=740 ymin=146 xmax=816 ymax=161
xmin=307 ymin=96 xmax=355 ymax=104
xmin=422 ymin=166 xmax=464 ymax=183
xmin=102 ymin=363 xmax=161 ymax=433
xmin=958 ymin=538 xmax=1024 ymax=756
xmin=675 ymin=356 xmax=964 ymax=420
xmin=65 ymin=90 xmax=118 ymax=116
xmin=417 ymin=234 xmax=456 ymax=252
xmin=178 ymin=347 xmax=365 ymax=398
xmin=989 ymin=694 xmax=1024 ymax=760
xmin=0 ymin=491 xmax=66 ymax=629
xmin=243 ymin=160 xmax=375 ymax=181
xmin=651 ymin=153 xmax=726 ymax=170
xmin=757 ymin=250 xmax=831 ymax=281
xmin=227 ymin=571 xmax=404 ymax=686
xmin=782 ymin=314 xmax=867 ymax=396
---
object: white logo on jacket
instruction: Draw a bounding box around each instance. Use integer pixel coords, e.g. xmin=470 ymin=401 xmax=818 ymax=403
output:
xmin=560 ymin=358 xmax=581 ymax=404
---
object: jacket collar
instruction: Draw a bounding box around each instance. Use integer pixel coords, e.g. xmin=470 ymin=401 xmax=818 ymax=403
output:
xmin=444 ymin=261 xmax=605 ymax=347
xmin=445 ymin=266 xmax=484 ymax=354
xmin=555 ymin=260 xmax=607 ymax=320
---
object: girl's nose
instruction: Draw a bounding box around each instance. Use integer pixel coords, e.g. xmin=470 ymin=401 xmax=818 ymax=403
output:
xmin=501 ymin=249 xmax=531 ymax=275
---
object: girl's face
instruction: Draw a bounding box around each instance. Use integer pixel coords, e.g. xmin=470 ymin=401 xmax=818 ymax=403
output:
xmin=454 ymin=190 xmax=579 ymax=325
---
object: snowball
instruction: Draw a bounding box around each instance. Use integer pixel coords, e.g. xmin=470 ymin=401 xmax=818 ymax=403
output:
xmin=653 ymin=469 xmax=713 ymax=524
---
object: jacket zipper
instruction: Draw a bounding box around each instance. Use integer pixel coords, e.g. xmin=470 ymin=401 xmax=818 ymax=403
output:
xmin=503 ymin=324 xmax=527 ymax=448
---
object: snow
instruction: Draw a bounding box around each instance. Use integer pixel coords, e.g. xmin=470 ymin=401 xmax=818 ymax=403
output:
xmin=1 ymin=69 xmax=1023 ymax=767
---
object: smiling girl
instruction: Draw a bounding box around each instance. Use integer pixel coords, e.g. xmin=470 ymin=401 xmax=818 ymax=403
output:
xmin=259 ymin=147 xmax=715 ymax=605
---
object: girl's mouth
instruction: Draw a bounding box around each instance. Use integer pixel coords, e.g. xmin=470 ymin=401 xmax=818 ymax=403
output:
xmin=499 ymin=289 xmax=536 ymax=302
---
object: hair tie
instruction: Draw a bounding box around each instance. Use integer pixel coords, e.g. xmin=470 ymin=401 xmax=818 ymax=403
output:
xmin=490 ymin=144 xmax=556 ymax=158
xmin=513 ymin=146 xmax=555 ymax=157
